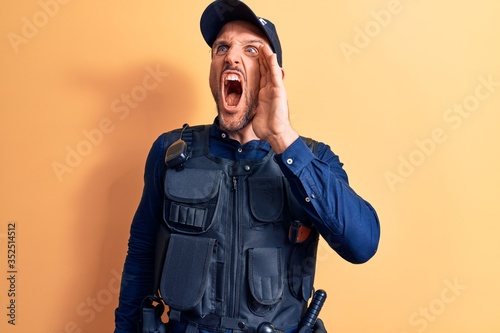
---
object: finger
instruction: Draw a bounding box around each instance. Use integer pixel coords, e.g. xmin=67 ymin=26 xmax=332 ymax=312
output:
xmin=259 ymin=44 xmax=283 ymax=87
xmin=259 ymin=45 xmax=270 ymax=87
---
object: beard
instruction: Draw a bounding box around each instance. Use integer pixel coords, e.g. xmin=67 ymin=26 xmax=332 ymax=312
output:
xmin=215 ymin=90 xmax=258 ymax=132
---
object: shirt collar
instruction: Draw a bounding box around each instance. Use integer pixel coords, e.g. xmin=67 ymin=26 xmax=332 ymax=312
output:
xmin=210 ymin=117 xmax=271 ymax=152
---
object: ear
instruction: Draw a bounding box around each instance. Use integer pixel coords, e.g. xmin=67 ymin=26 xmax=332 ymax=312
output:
xmin=281 ymin=68 xmax=285 ymax=80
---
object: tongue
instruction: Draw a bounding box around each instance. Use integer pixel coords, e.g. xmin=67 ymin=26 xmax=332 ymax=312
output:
xmin=226 ymin=92 xmax=241 ymax=107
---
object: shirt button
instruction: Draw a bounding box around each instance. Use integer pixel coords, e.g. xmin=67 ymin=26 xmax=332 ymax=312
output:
xmin=286 ymin=158 xmax=293 ymax=165
xmin=311 ymin=193 xmax=316 ymax=199
xmin=305 ymin=197 xmax=311 ymax=202
xmin=238 ymin=148 xmax=243 ymax=153
xmin=221 ymin=133 xmax=227 ymax=139
xmin=244 ymin=165 xmax=251 ymax=171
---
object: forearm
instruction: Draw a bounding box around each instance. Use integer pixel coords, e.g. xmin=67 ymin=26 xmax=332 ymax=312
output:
xmin=276 ymin=138 xmax=380 ymax=264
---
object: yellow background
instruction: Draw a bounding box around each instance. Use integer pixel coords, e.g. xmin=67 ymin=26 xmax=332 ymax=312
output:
xmin=1 ymin=0 xmax=499 ymax=332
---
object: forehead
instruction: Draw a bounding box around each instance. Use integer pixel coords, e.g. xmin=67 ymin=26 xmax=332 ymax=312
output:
xmin=214 ymin=20 xmax=270 ymax=45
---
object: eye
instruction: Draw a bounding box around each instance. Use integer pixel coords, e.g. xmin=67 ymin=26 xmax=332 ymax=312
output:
xmin=246 ymin=46 xmax=258 ymax=54
xmin=214 ymin=44 xmax=229 ymax=54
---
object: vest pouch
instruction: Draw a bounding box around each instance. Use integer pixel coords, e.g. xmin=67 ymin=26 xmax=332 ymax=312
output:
xmin=289 ymin=237 xmax=318 ymax=302
xmin=164 ymin=168 xmax=224 ymax=234
xmin=160 ymin=234 xmax=217 ymax=317
xmin=247 ymin=248 xmax=284 ymax=316
xmin=248 ymin=177 xmax=284 ymax=227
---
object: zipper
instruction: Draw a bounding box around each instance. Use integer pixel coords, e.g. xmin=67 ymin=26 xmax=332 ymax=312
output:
xmin=228 ymin=175 xmax=241 ymax=318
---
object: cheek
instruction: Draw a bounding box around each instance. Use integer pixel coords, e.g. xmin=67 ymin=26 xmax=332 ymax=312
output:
xmin=209 ymin=66 xmax=218 ymax=90
xmin=248 ymin=70 xmax=261 ymax=91
xmin=247 ymin=61 xmax=261 ymax=84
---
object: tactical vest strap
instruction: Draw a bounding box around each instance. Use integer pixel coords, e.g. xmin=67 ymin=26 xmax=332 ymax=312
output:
xmin=301 ymin=136 xmax=318 ymax=156
xmin=185 ymin=324 xmax=198 ymax=333
xmin=153 ymin=223 xmax=170 ymax=294
xmin=169 ymin=310 xmax=251 ymax=331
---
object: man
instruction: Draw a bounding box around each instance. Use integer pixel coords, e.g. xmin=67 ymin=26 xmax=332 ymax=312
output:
xmin=114 ymin=1 xmax=380 ymax=332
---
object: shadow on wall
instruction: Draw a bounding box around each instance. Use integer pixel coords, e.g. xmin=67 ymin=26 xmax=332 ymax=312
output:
xmin=58 ymin=61 xmax=196 ymax=332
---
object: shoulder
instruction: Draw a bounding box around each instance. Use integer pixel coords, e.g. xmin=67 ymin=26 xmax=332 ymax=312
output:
xmin=164 ymin=124 xmax=209 ymax=146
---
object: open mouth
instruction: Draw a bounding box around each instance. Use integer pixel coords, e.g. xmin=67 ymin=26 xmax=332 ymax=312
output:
xmin=224 ymin=73 xmax=242 ymax=108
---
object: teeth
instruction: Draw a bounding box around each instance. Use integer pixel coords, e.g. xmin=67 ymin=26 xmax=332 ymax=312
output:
xmin=225 ymin=74 xmax=240 ymax=82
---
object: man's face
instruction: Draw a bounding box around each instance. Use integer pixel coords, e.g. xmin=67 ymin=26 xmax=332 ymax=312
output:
xmin=209 ymin=20 xmax=270 ymax=132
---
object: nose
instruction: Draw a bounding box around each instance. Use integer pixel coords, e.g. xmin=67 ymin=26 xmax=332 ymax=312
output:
xmin=224 ymin=46 xmax=240 ymax=65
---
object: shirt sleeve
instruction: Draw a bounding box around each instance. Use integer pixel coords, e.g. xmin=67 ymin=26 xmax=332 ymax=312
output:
xmin=275 ymin=138 xmax=380 ymax=264
xmin=114 ymin=134 xmax=167 ymax=333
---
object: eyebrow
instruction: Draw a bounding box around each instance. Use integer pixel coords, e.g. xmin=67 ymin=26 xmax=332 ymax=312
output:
xmin=245 ymin=39 xmax=265 ymax=45
xmin=213 ymin=38 xmax=265 ymax=47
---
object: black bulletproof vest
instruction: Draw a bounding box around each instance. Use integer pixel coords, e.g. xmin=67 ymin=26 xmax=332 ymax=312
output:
xmin=158 ymin=125 xmax=319 ymax=331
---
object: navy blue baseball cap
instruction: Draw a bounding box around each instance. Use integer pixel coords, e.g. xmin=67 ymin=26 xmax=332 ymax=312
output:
xmin=200 ymin=0 xmax=283 ymax=67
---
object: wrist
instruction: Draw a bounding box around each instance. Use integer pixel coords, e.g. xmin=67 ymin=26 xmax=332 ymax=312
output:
xmin=267 ymin=129 xmax=299 ymax=154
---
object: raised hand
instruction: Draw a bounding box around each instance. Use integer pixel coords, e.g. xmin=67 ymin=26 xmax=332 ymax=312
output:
xmin=252 ymin=45 xmax=299 ymax=153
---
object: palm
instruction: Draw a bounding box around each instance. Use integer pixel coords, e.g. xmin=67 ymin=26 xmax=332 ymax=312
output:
xmin=252 ymin=46 xmax=291 ymax=143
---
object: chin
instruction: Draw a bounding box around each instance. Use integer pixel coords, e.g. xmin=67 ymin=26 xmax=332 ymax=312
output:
xmin=218 ymin=110 xmax=249 ymax=132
